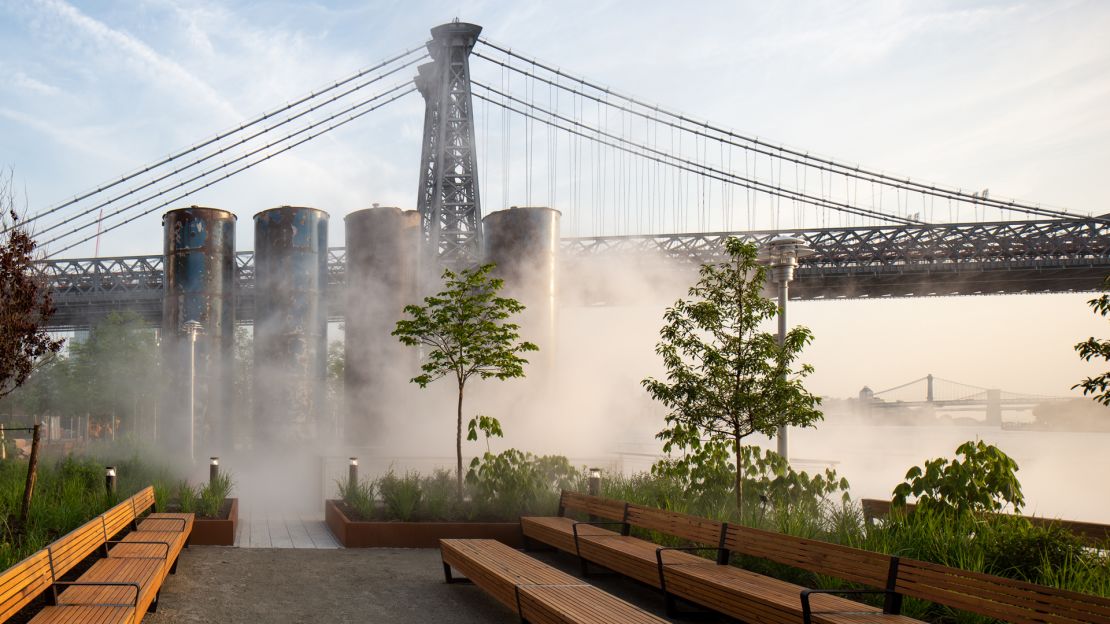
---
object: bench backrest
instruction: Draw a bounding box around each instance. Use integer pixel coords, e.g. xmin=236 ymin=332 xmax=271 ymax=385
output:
xmin=0 ymin=550 xmax=53 ymax=621
xmin=131 ymin=486 xmax=157 ymax=517
xmin=46 ymin=515 xmax=107 ymax=580
xmin=894 ymin=557 xmax=1110 ymax=624
xmin=625 ymin=504 xmax=724 ymax=547
xmin=723 ymin=524 xmax=894 ymax=589
xmin=102 ymin=497 xmax=135 ymax=539
xmin=558 ymin=491 xmax=627 ymax=522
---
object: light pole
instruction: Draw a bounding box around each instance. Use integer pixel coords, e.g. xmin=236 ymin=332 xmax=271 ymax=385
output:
xmin=182 ymin=320 xmax=204 ymax=464
xmin=757 ymin=236 xmax=813 ymax=462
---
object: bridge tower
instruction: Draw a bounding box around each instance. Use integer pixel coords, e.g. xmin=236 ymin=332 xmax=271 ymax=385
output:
xmin=415 ymin=20 xmax=484 ymax=268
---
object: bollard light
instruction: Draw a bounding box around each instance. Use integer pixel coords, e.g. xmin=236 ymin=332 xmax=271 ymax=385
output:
xmin=210 ymin=457 xmax=220 ymax=486
xmin=105 ymin=466 xmax=117 ymax=496
xmin=348 ymin=457 xmax=359 ymax=489
xmin=587 ymin=468 xmax=603 ymax=521
xmin=588 ymin=467 xmax=602 ymax=497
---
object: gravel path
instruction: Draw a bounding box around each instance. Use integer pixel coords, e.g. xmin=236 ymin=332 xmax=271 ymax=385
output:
xmin=146 ymin=546 xmax=728 ymax=623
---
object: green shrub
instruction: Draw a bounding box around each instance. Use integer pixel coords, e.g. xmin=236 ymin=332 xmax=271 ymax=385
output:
xmin=377 ymin=470 xmax=422 ymax=522
xmin=196 ymin=473 xmax=233 ymax=518
xmin=176 ymin=480 xmax=198 ymax=514
xmin=892 ymin=440 xmax=1023 ymax=515
xmin=420 ymin=469 xmax=457 ymax=521
xmin=336 ymin=476 xmax=375 ymax=520
xmin=465 ymin=449 xmax=580 ymax=518
xmin=0 ymin=455 xmax=174 ymax=571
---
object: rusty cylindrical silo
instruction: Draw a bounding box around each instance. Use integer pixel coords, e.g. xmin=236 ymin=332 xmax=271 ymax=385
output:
xmin=252 ymin=206 xmax=329 ymax=447
xmin=343 ymin=207 xmax=421 ymax=443
xmin=161 ymin=206 xmax=237 ymax=457
xmin=482 ymin=206 xmax=560 ymax=360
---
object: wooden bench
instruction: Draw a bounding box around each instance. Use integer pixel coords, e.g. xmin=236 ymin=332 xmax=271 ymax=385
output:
xmin=880 ymin=557 xmax=1110 ymax=624
xmin=0 ymin=486 xmax=193 ymax=624
xmin=524 ymin=491 xmax=1110 ymax=624
xmin=862 ymin=498 xmax=1110 ymax=546
xmin=440 ymin=539 xmax=668 ymax=623
xmin=523 ymin=493 xmax=904 ymax=623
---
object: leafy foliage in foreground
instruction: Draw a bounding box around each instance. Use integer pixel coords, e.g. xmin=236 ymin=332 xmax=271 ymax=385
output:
xmin=175 ymin=472 xmax=234 ymax=519
xmin=1075 ymin=275 xmax=1110 ymax=406
xmin=0 ymin=453 xmax=177 ymax=571
xmin=1 ymin=170 xmax=64 ymax=399
xmin=644 ymin=238 xmax=822 ymax=512
xmin=892 ymin=440 xmax=1024 ymax=515
xmin=393 ymin=264 xmax=538 ymax=498
xmin=338 ymin=414 xmax=582 ymax=522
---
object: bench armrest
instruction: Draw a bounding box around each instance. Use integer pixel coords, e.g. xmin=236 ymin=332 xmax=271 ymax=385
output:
xmin=107 ymin=540 xmax=171 ymax=560
xmin=52 ymin=581 xmax=141 ymax=607
xmin=571 ymin=521 xmax=630 ymax=559
xmin=138 ymin=517 xmax=188 ymax=531
xmin=571 ymin=521 xmax=630 ymax=536
xmin=800 ymin=588 xmax=897 ymax=624
xmin=654 ymin=547 xmax=729 ymax=593
xmin=655 ymin=546 xmax=730 ymax=566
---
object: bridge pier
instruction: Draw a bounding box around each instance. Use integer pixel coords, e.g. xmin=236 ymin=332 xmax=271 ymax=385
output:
xmin=986 ymin=389 xmax=1002 ymax=427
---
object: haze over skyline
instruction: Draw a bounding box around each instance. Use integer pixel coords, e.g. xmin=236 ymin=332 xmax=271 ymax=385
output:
xmin=1 ymin=0 xmax=1107 ymax=399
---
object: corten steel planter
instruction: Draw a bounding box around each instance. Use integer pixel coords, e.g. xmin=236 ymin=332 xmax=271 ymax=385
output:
xmin=188 ymin=498 xmax=238 ymax=546
xmin=325 ymin=500 xmax=523 ymax=548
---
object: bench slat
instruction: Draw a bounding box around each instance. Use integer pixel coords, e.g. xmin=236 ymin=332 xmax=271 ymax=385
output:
xmin=625 ymin=504 xmax=723 ymax=546
xmin=441 ymin=539 xmax=667 ymax=623
xmin=896 ymin=558 xmax=1110 ymax=624
xmin=0 ymin=550 xmax=53 ymax=621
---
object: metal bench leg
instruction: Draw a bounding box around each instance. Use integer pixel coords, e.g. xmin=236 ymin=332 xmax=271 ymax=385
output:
xmin=149 ymin=590 xmax=159 ymax=613
xmin=663 ymin=591 xmax=677 ymax=617
xmin=170 ymin=555 xmax=179 ymax=575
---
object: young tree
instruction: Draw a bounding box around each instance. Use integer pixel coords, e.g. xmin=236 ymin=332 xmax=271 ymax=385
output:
xmin=1 ymin=170 xmax=63 ymax=399
xmin=642 ymin=238 xmax=822 ymax=512
xmin=393 ymin=264 xmax=538 ymax=498
xmin=69 ymin=311 xmax=159 ymax=437
xmin=1074 ymin=276 xmax=1110 ymax=405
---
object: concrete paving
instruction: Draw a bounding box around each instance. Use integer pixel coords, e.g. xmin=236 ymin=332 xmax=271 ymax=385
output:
xmin=234 ymin=507 xmax=340 ymax=549
xmin=147 ymin=546 xmax=732 ymax=623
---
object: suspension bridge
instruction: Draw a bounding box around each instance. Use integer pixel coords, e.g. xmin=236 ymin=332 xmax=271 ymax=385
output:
xmin=14 ymin=20 xmax=1109 ymax=331
xmin=863 ymin=373 xmax=1072 ymax=426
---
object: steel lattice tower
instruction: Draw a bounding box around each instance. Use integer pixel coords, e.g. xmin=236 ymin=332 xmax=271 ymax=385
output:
xmin=415 ymin=21 xmax=484 ymax=268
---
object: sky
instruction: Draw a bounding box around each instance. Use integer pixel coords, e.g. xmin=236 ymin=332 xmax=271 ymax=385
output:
xmin=1 ymin=0 xmax=1109 ymax=398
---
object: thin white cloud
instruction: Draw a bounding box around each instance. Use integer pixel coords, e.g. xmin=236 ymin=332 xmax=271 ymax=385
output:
xmin=32 ymin=0 xmax=242 ymax=122
xmin=6 ymin=69 xmax=61 ymax=96
xmin=0 ymin=107 xmax=101 ymax=156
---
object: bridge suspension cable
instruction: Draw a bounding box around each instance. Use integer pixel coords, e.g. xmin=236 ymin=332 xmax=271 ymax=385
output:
xmin=44 ymin=83 xmax=417 ymax=257
xmin=474 ymin=37 xmax=1089 ymax=224
xmin=31 ymin=57 xmax=425 ymax=245
xmin=5 ymin=43 xmax=427 ymax=238
xmin=471 ymin=80 xmax=919 ymax=225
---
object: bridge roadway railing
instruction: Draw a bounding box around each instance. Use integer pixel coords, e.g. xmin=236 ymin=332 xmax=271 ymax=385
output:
xmin=31 ymin=216 xmax=1110 ymax=329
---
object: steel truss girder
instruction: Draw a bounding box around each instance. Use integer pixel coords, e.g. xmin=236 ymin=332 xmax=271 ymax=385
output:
xmin=32 ymin=217 xmax=1110 ymax=329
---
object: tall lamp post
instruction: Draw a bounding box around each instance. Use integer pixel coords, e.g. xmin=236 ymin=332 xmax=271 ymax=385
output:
xmin=757 ymin=236 xmax=813 ymax=462
xmin=182 ymin=320 xmax=204 ymax=464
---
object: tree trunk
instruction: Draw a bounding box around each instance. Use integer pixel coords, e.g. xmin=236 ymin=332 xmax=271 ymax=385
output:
xmin=19 ymin=424 xmax=42 ymax=537
xmin=734 ymin=429 xmax=744 ymax=517
xmin=456 ymin=382 xmax=464 ymax=500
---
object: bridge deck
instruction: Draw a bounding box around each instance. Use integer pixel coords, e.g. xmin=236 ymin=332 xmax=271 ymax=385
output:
xmin=35 ymin=216 xmax=1110 ymax=329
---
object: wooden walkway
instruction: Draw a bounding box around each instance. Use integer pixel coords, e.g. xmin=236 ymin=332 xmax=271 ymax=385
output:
xmin=234 ymin=505 xmax=341 ymax=549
